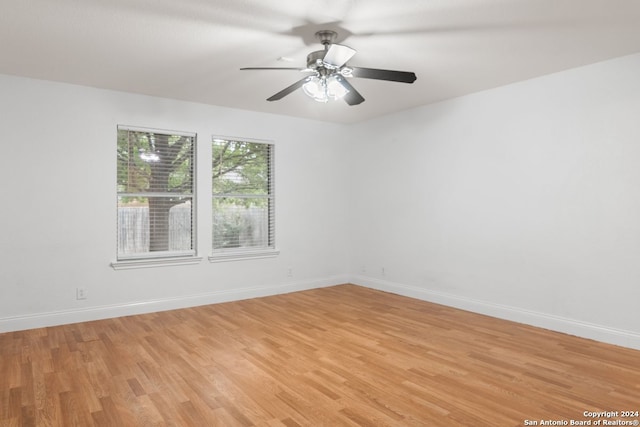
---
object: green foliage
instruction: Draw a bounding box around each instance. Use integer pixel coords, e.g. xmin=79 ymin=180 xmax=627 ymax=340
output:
xmin=117 ymin=130 xmax=194 ymax=196
xmin=212 ymin=139 xmax=272 ymax=250
xmin=117 ymin=129 xmax=195 ymax=253
xmin=212 ymin=197 xmax=269 ymax=249
xmin=212 ymin=140 xmax=270 ymax=195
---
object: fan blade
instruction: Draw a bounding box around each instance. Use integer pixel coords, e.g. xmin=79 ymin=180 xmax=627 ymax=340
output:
xmin=335 ymin=76 xmax=365 ymax=106
xmin=323 ymin=44 xmax=356 ymax=68
xmin=241 ymin=67 xmax=308 ymax=71
xmin=266 ymin=77 xmax=310 ymax=101
xmin=350 ymin=67 xmax=417 ymax=83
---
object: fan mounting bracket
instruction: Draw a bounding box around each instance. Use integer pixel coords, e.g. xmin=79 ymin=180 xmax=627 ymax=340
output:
xmin=315 ymin=30 xmax=337 ymax=46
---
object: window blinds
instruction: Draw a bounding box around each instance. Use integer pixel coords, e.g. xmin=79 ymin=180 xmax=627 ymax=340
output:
xmin=212 ymin=138 xmax=275 ymax=252
xmin=117 ymin=127 xmax=196 ymax=259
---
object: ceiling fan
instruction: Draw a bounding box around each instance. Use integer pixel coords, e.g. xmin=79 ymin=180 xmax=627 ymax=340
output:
xmin=240 ymin=30 xmax=417 ymax=106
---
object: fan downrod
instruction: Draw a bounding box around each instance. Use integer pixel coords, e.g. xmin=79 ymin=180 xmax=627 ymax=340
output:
xmin=306 ymin=30 xmax=339 ymax=69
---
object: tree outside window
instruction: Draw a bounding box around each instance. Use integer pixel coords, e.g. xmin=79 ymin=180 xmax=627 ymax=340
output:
xmin=212 ymin=138 xmax=274 ymax=253
xmin=117 ymin=127 xmax=195 ymax=259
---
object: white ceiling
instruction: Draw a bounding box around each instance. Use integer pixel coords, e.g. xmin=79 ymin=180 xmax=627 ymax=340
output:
xmin=2 ymin=0 xmax=640 ymax=124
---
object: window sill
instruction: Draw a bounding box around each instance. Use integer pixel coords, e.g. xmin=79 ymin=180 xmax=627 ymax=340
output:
xmin=111 ymin=256 xmax=203 ymax=270
xmin=208 ymin=249 xmax=280 ymax=263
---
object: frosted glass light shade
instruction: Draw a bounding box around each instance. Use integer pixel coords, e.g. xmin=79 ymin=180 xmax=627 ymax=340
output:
xmin=302 ymin=75 xmax=349 ymax=103
xmin=302 ymin=77 xmax=327 ymax=102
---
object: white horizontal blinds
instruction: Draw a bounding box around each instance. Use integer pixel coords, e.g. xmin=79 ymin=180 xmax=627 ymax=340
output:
xmin=212 ymin=138 xmax=275 ymax=251
xmin=117 ymin=127 xmax=195 ymax=259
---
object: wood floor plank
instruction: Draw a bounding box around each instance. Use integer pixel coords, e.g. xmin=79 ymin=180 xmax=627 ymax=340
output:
xmin=1 ymin=284 xmax=639 ymax=426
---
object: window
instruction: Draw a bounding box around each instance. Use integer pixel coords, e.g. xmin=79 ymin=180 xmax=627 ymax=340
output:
xmin=115 ymin=126 xmax=197 ymax=265
xmin=211 ymin=137 xmax=276 ymax=260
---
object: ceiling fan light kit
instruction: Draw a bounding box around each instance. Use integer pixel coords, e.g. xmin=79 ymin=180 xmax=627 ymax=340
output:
xmin=241 ymin=30 xmax=417 ymax=106
xmin=302 ymin=74 xmax=349 ymax=103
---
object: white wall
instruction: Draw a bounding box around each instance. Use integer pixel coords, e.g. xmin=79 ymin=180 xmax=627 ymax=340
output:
xmin=3 ymin=53 xmax=640 ymax=350
xmin=0 ymin=75 xmax=351 ymax=330
xmin=349 ymin=53 xmax=640 ymax=349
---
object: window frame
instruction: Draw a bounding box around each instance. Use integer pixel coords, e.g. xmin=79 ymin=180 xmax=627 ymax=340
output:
xmin=209 ymin=135 xmax=278 ymax=263
xmin=111 ymin=125 xmax=201 ymax=270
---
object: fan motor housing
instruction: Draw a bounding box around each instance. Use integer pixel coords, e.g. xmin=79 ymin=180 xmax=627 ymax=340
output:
xmin=306 ymin=50 xmax=326 ymax=69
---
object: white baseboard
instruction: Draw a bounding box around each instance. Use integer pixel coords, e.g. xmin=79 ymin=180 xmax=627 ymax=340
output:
xmin=6 ymin=275 xmax=639 ymax=351
xmin=352 ymin=275 xmax=640 ymax=351
xmin=0 ymin=275 xmax=349 ymax=333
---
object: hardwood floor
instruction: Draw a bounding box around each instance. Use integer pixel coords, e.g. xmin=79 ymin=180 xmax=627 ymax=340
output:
xmin=1 ymin=284 xmax=639 ymax=426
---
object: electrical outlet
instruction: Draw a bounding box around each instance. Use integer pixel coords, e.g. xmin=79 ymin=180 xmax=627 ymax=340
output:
xmin=381 ymin=267 xmax=386 ymax=276
xmin=287 ymin=267 xmax=293 ymax=277
xmin=76 ymin=287 xmax=87 ymax=300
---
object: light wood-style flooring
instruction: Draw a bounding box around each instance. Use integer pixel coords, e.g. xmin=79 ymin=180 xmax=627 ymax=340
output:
xmin=1 ymin=284 xmax=639 ymax=426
